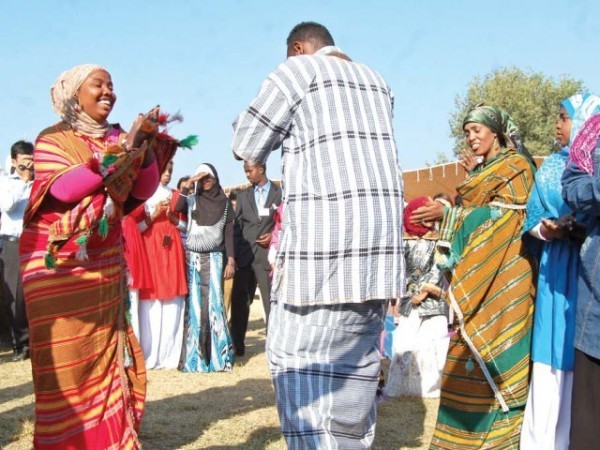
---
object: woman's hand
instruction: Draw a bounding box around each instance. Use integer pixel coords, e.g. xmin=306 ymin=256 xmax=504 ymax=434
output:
xmin=421 ymin=282 xmax=443 ymax=299
xmin=181 ymin=172 xmax=208 ymax=192
xmin=540 ymin=218 xmax=567 ymax=240
xmin=150 ymin=199 xmax=169 ymax=221
xmin=458 ymin=149 xmax=481 ymax=173
xmin=410 ymin=199 xmax=445 ymax=224
xmin=125 ymin=106 xmax=160 ymax=167
xmin=411 ymin=291 xmax=428 ymax=305
xmin=224 ymin=258 xmax=236 ymax=280
xmin=126 ymin=106 xmax=160 ymax=149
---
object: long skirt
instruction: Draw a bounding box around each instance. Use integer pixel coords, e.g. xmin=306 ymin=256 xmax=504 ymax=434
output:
xmin=181 ymin=251 xmax=234 ymax=372
xmin=385 ymin=311 xmax=449 ymax=398
xmin=520 ymin=362 xmax=572 ymax=449
xmin=267 ymin=299 xmax=386 ymax=450
xmin=20 ymin=231 xmax=146 ymax=449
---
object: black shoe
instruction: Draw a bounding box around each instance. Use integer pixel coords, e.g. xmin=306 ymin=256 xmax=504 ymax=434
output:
xmin=12 ymin=348 xmax=30 ymax=362
xmin=235 ymin=348 xmax=245 ymax=357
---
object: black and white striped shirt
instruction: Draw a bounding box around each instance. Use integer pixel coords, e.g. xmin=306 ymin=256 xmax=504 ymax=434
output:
xmin=232 ymin=46 xmax=404 ymax=306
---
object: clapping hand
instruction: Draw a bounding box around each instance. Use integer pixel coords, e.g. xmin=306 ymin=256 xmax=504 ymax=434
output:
xmin=410 ymin=198 xmax=445 ymax=224
xmin=458 ymin=149 xmax=482 ymax=173
xmin=126 ymin=106 xmax=160 ymax=150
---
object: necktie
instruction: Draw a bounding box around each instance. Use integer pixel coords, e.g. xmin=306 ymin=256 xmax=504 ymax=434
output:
xmin=258 ymin=188 xmax=265 ymax=208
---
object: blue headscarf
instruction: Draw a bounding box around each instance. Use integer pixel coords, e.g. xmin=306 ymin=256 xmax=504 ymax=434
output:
xmin=524 ymin=93 xmax=600 ymax=233
xmin=561 ymin=93 xmax=600 ymax=149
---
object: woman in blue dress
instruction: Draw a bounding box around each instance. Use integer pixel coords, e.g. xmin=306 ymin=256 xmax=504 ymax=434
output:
xmin=176 ymin=163 xmax=236 ymax=372
xmin=521 ymin=93 xmax=600 ymax=449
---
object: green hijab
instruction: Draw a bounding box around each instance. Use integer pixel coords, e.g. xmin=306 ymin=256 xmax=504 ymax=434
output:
xmin=463 ymin=104 xmax=533 ymax=162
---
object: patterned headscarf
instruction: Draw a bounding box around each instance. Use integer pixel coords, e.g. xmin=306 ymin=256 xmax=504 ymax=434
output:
xmin=562 ymin=93 xmax=600 ymax=149
xmin=50 ymin=64 xmax=111 ymax=138
xmin=567 ymin=115 xmax=600 ymax=175
xmin=463 ymin=104 xmax=532 ymax=162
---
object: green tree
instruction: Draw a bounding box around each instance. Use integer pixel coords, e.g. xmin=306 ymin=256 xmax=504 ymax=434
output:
xmin=450 ymin=67 xmax=584 ymax=155
xmin=425 ymin=151 xmax=450 ymax=167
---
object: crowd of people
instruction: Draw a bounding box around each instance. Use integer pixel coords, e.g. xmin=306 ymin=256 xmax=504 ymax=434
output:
xmin=1 ymin=20 xmax=600 ymax=450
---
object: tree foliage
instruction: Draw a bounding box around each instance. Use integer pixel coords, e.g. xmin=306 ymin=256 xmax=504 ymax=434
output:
xmin=426 ymin=151 xmax=450 ymax=167
xmin=449 ymin=67 xmax=584 ymax=156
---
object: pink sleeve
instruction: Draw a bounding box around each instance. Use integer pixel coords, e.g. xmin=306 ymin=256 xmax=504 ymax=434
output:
xmin=270 ymin=203 xmax=284 ymax=251
xmin=130 ymin=160 xmax=159 ymax=200
xmin=49 ymin=165 xmax=103 ymax=203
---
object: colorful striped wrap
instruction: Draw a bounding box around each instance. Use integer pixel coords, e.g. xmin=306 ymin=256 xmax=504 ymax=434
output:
xmin=430 ymin=149 xmax=536 ymax=449
xmin=19 ymin=123 xmax=150 ymax=449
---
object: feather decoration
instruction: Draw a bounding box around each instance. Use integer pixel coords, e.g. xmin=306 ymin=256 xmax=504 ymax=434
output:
xmin=98 ymin=215 xmax=109 ymax=240
xmin=178 ymin=135 xmax=199 ymax=149
xmin=44 ymin=252 xmax=57 ymax=269
xmin=87 ymin=157 xmax=101 ymax=174
xmin=75 ymin=234 xmax=90 ymax=261
xmin=102 ymin=154 xmax=118 ymax=167
xmin=158 ymin=110 xmax=184 ymax=126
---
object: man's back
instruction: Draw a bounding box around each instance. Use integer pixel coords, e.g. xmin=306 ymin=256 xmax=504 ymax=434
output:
xmin=232 ymin=23 xmax=405 ymax=450
xmin=233 ymin=50 xmax=404 ymax=305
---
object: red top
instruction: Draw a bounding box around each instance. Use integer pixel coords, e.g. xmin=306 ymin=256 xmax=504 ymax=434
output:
xmin=139 ymin=186 xmax=188 ymax=300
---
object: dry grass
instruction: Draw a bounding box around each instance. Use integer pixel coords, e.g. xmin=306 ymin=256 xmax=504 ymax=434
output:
xmin=0 ymin=302 xmax=437 ymax=449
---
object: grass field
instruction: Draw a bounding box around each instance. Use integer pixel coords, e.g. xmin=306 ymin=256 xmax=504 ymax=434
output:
xmin=0 ymin=302 xmax=438 ymax=449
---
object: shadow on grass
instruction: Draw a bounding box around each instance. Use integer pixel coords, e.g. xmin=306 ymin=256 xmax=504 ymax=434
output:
xmin=0 ymin=380 xmax=34 ymax=448
xmin=202 ymin=425 xmax=282 ymax=450
xmin=375 ymin=396 xmax=429 ymax=449
xmin=140 ymin=377 xmax=278 ymax=449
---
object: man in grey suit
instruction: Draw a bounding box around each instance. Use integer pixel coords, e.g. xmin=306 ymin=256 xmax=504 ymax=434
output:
xmin=230 ymin=161 xmax=281 ymax=356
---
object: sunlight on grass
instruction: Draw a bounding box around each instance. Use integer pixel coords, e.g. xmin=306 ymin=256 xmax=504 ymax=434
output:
xmin=0 ymin=301 xmax=437 ymax=449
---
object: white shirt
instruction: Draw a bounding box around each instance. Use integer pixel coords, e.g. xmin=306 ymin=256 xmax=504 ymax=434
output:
xmin=0 ymin=172 xmax=33 ymax=238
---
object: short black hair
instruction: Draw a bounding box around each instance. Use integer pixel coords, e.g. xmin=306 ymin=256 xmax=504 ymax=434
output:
xmin=245 ymin=160 xmax=267 ymax=173
xmin=228 ymin=189 xmax=238 ymax=201
xmin=11 ymin=140 xmax=34 ymax=160
xmin=286 ymin=22 xmax=334 ymax=49
xmin=177 ymin=176 xmax=190 ymax=190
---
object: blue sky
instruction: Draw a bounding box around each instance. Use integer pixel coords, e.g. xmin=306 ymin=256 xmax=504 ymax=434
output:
xmin=2 ymin=0 xmax=599 ymax=186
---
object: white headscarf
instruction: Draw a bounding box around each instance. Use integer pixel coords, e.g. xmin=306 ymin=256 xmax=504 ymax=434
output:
xmin=194 ymin=163 xmax=215 ymax=178
xmin=50 ymin=64 xmax=110 ymax=138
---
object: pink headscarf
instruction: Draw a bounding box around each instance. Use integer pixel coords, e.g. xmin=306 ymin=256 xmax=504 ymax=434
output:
xmin=403 ymin=197 xmax=432 ymax=237
xmin=568 ymin=115 xmax=600 ymax=175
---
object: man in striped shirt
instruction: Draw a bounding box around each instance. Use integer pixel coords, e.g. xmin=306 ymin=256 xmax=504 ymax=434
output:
xmin=232 ymin=22 xmax=404 ymax=449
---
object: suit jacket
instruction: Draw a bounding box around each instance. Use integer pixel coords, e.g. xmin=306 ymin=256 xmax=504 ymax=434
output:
xmin=235 ymin=182 xmax=282 ymax=270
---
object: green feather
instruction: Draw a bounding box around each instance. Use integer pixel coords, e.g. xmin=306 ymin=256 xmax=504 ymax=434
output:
xmin=98 ymin=215 xmax=109 ymax=240
xmin=75 ymin=234 xmax=89 ymax=246
xmin=44 ymin=252 xmax=57 ymax=269
xmin=178 ymin=135 xmax=199 ymax=149
xmin=101 ymin=154 xmax=118 ymax=166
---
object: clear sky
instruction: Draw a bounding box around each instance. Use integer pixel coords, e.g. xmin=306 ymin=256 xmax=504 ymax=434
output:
xmin=2 ymin=0 xmax=599 ymax=186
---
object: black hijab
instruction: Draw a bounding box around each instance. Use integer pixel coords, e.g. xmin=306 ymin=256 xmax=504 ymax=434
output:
xmin=191 ymin=163 xmax=228 ymax=226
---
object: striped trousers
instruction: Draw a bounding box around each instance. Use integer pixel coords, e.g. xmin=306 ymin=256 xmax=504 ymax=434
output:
xmin=266 ymin=299 xmax=386 ymax=449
